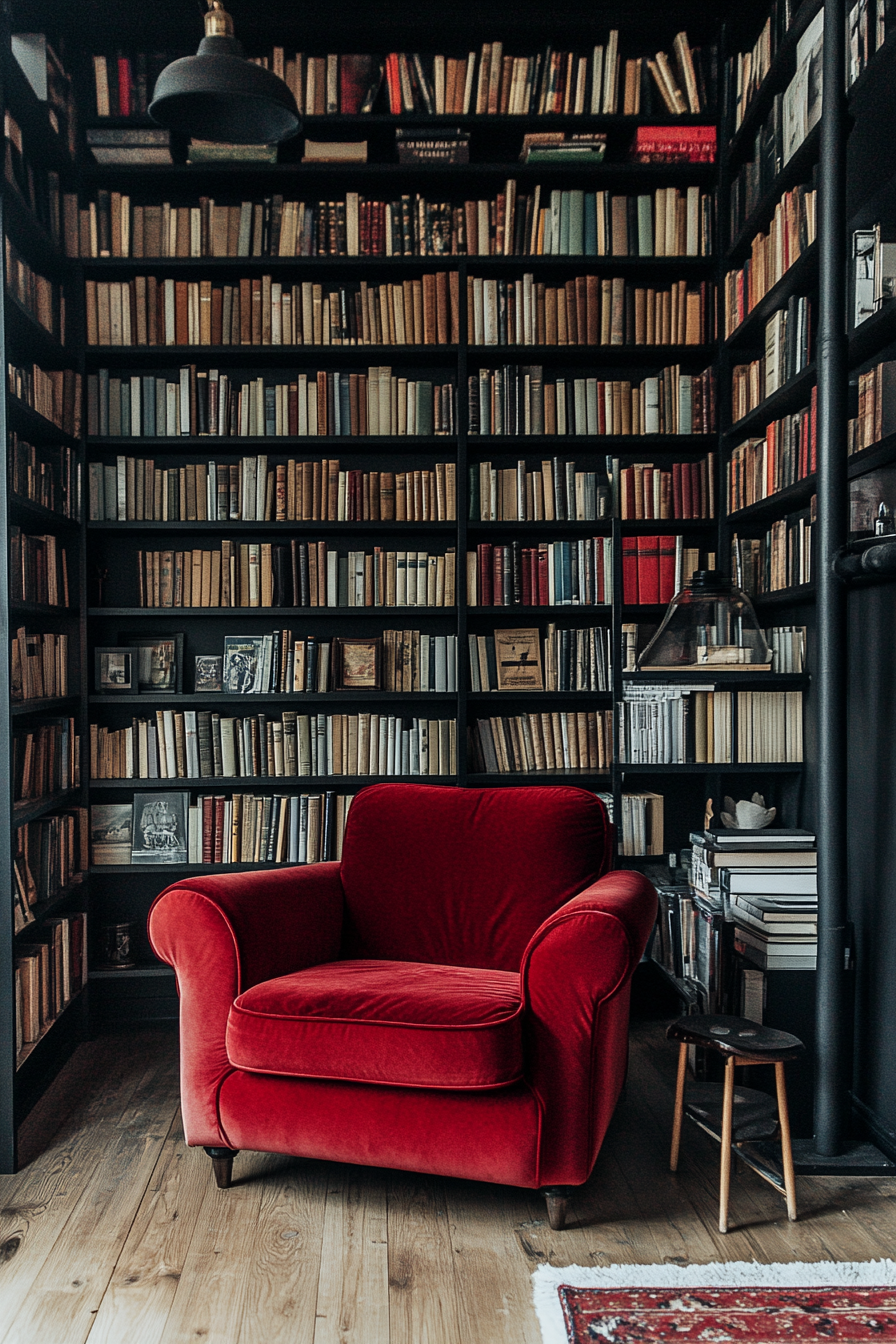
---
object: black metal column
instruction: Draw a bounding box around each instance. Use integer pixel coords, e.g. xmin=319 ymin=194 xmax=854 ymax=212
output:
xmin=814 ymin=0 xmax=848 ymax=1156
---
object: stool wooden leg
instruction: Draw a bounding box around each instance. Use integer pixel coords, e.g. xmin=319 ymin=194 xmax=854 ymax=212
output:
xmin=775 ymin=1061 xmax=798 ymax=1221
xmin=670 ymin=1043 xmax=688 ymax=1172
xmin=719 ymin=1057 xmax=735 ymax=1234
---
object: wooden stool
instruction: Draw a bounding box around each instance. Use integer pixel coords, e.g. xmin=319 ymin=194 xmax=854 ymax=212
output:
xmin=666 ymin=1014 xmax=805 ymax=1234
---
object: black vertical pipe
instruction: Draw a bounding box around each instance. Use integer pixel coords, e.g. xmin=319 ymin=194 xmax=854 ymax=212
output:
xmin=815 ymin=0 xmax=848 ymax=1156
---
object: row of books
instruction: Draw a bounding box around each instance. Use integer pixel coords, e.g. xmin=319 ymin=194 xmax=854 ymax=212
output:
xmin=89 ymin=51 xmax=169 ymax=118
xmin=728 ymin=21 xmax=821 ymax=249
xmin=8 ymin=436 xmax=81 ymax=521
xmin=4 ymin=110 xmax=66 ymax=252
xmin=85 ymin=273 xmax=459 ymax=349
xmin=13 ymin=815 xmax=82 ymax=932
xmin=16 ymin=912 xmax=87 ymax=1056
xmin=9 ymin=528 xmax=72 ymax=608
xmin=7 ymin=364 xmax=82 ymax=437
xmin=472 ymin=458 xmax=609 ymax=523
xmin=10 ymin=628 xmax=70 ymax=702
xmin=468 ymin=710 xmax=613 ymax=774
xmin=13 ymin=719 xmax=81 ymax=802
xmin=466 ymin=539 xmax=613 ymax=607
xmin=134 ymin=544 xmax=457 ymax=610
xmin=4 ymin=237 xmax=65 ymax=341
xmin=598 ymin=790 xmax=664 ymax=857
xmin=468 ymin=625 xmax=612 ymax=693
xmin=86 ymin=367 xmax=456 ymax=439
xmin=724 ymin=5 xmax=797 ymax=137
xmin=620 ymin=686 xmax=803 ymax=764
xmin=618 ymin=456 xmax=715 ymax=521
xmin=75 ymin=186 xmax=714 ymax=262
xmin=467 ymin=364 xmax=716 ymax=437
xmin=90 ymin=791 xmax=352 ymax=867
xmin=732 ymin=500 xmax=816 ymax=596
xmin=468 ymin=275 xmax=715 ymax=349
xmin=847 ymin=0 xmax=890 ymax=87
xmin=178 ymin=630 xmax=457 ymax=696
xmin=621 ymin=536 xmax=704 ymax=606
xmin=848 ymin=358 xmax=896 ymax=456
xmin=724 ymin=184 xmax=817 ymax=337
xmin=731 ymin=299 xmax=812 ymax=422
xmin=91 ymin=709 xmax=457 ymax=781
xmin=89 ymin=457 xmax=458 ymax=524
xmin=727 ymin=393 xmax=817 ymax=514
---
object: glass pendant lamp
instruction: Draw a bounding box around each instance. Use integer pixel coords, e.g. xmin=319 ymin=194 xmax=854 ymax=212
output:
xmin=637 ymin=570 xmax=771 ymax=671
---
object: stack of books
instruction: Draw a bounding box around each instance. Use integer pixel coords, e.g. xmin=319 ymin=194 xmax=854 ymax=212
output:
xmin=690 ymin=827 xmax=817 ymax=971
xmin=86 ymin=127 xmax=172 ymax=165
xmin=519 ymin=133 xmax=607 ymax=165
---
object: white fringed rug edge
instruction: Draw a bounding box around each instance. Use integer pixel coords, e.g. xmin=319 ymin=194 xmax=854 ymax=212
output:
xmin=532 ymin=1259 xmax=896 ymax=1344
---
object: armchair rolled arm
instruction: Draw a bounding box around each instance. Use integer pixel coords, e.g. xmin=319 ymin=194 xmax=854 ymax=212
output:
xmin=520 ymin=870 xmax=657 ymax=1187
xmin=148 ymin=862 xmax=344 ymax=1146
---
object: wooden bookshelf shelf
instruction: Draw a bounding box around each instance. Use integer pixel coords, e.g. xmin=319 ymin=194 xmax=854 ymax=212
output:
xmin=11 ymin=696 xmax=80 ymax=716
xmin=14 ymin=873 xmax=86 ymax=937
xmin=9 ymin=496 xmax=81 ymax=530
xmin=3 ymin=293 xmax=67 ymax=364
xmin=87 ymin=435 xmax=457 ymax=448
xmin=12 ymin=789 xmax=81 ymax=827
xmin=726 ymin=474 xmax=817 ymax=525
xmin=80 ymin=256 xmax=717 ymax=272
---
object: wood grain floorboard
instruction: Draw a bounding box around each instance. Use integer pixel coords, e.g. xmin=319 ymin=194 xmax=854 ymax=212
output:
xmin=313 ymin=1164 xmax=390 ymax=1344
xmin=2 ymin=1021 xmax=896 ymax=1344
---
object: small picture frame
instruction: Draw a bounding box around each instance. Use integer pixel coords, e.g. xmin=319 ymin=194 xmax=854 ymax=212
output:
xmin=121 ymin=633 xmax=184 ymax=693
xmin=194 ymin=654 xmax=223 ymax=692
xmin=333 ymin=637 xmax=382 ymax=690
xmin=90 ymin=802 xmax=134 ymax=866
xmin=95 ymin=647 xmax=134 ymax=694
xmin=131 ymin=791 xmax=189 ymax=865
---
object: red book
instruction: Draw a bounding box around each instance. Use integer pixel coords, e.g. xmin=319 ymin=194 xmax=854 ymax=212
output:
xmin=201 ymin=796 xmax=214 ymax=865
xmin=213 ymin=797 xmax=226 ymax=863
xmin=537 ymin=546 xmax=549 ymax=605
xmin=596 ymin=381 xmax=606 ymax=434
xmin=699 ymin=458 xmax=708 ymax=518
xmin=810 ymin=383 xmax=818 ymax=472
xmin=117 ymin=56 xmax=132 ymax=118
xmin=521 ymin=549 xmax=532 ymax=605
xmin=288 ymin=381 xmax=298 ymax=435
xmin=386 ymin=53 xmax=402 ymax=114
xmin=340 ymin=54 xmax=379 ymax=115
xmin=672 ymin=461 xmax=682 ymax=518
xmin=621 ymin=467 xmax=635 ymax=519
xmin=659 ymin=535 xmax=677 ymax=603
xmin=493 ymin=546 xmax=505 ymax=606
xmin=477 ymin=544 xmax=492 ymax=606
xmin=622 ymin=536 xmax=640 ymax=604
xmin=636 ymin=536 xmax=660 ymax=604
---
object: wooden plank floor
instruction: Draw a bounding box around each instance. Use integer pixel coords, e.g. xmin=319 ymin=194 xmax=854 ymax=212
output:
xmin=2 ymin=1014 xmax=896 ymax=1344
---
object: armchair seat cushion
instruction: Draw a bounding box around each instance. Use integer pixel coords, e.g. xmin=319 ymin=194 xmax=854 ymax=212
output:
xmin=226 ymin=959 xmax=524 ymax=1090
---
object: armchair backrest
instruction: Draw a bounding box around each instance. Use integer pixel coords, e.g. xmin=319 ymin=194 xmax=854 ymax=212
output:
xmin=339 ymin=783 xmax=613 ymax=971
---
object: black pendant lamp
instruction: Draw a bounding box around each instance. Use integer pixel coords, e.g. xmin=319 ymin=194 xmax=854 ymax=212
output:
xmin=148 ymin=0 xmax=301 ymax=144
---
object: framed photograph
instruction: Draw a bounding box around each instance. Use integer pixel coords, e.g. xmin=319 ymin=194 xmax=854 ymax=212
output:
xmin=121 ymin=633 xmax=184 ymax=694
xmin=333 ymin=637 xmax=382 ymax=690
xmin=194 ymin=655 xmax=223 ymax=692
xmin=494 ymin=628 xmax=543 ymax=691
xmin=95 ymin=647 xmax=134 ymax=694
xmin=223 ymin=636 xmax=265 ymax=694
xmin=131 ymin=791 xmax=189 ymax=865
xmin=90 ymin=803 xmax=134 ymax=866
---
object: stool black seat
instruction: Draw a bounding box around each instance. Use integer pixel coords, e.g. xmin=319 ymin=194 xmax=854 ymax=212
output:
xmin=667 ymin=1012 xmax=804 ymax=1233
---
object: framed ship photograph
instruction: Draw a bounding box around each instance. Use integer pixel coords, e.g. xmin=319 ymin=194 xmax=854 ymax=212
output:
xmin=494 ymin=628 xmax=544 ymax=691
xmin=333 ymin=637 xmax=382 ymax=690
xmin=121 ymin=632 xmax=184 ymax=693
xmin=90 ymin=803 xmax=134 ymax=866
xmin=131 ymin=791 xmax=189 ymax=865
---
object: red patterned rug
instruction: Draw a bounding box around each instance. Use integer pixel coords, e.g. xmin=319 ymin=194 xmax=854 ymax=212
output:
xmin=559 ymin=1286 xmax=896 ymax=1341
xmin=532 ymin=1263 xmax=896 ymax=1344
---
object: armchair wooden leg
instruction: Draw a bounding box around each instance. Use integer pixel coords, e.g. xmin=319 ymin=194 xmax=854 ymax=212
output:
xmin=719 ymin=1058 xmax=735 ymax=1234
xmin=542 ymin=1186 xmax=570 ymax=1231
xmin=670 ymin=1042 xmax=688 ymax=1172
xmin=205 ymin=1146 xmax=239 ymax=1189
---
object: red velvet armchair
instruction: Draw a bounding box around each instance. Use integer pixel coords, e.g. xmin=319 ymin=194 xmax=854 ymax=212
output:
xmin=148 ymin=783 xmax=656 ymax=1228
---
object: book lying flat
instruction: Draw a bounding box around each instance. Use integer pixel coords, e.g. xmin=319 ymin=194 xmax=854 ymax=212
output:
xmin=703 ymin=827 xmax=816 ymax=847
xmin=722 ymin=869 xmax=817 ymax=894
